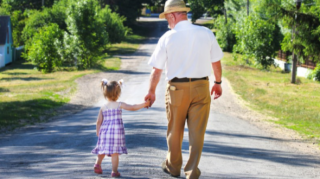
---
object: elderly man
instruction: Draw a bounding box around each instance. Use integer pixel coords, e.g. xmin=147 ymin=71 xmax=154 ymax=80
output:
xmin=144 ymin=0 xmax=223 ymax=178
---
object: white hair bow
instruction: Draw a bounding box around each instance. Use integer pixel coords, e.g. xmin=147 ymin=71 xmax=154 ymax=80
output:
xmin=101 ymin=79 xmax=108 ymax=86
xmin=118 ymin=79 xmax=124 ymax=88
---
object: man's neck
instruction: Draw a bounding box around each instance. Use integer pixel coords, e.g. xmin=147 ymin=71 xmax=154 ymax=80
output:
xmin=172 ymin=18 xmax=188 ymax=28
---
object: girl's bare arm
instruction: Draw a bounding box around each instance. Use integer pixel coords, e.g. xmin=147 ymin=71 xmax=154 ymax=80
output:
xmin=96 ymin=109 xmax=103 ymax=136
xmin=120 ymin=101 xmax=150 ymax=111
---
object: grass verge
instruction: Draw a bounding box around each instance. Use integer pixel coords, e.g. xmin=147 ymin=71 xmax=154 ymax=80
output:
xmin=0 ymin=30 xmax=148 ymax=130
xmin=222 ymin=52 xmax=320 ymax=145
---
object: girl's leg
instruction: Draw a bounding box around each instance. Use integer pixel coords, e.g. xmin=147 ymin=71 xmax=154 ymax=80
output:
xmin=111 ymin=153 xmax=119 ymax=173
xmin=95 ymin=154 xmax=105 ymax=165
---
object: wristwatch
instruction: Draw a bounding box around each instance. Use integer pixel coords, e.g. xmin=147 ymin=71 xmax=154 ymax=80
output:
xmin=214 ymin=81 xmax=222 ymax=84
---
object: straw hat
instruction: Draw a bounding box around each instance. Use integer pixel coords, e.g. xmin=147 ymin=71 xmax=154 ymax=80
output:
xmin=159 ymin=0 xmax=190 ymax=19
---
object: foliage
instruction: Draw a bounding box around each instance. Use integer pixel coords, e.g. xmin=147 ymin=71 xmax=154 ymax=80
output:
xmin=233 ymin=15 xmax=280 ymax=69
xmin=63 ymin=0 xmax=108 ymax=69
xmin=24 ymin=23 xmax=63 ymax=73
xmin=107 ymin=0 xmax=152 ymax=26
xmin=0 ymin=1 xmax=10 ymax=15
xmin=22 ymin=4 xmax=67 ymax=46
xmin=215 ymin=15 xmax=236 ymax=52
xmin=0 ymin=3 xmax=27 ymax=47
xmin=310 ymin=63 xmax=320 ymax=82
xmin=188 ymin=0 xmax=225 ymax=22
xmin=11 ymin=10 xmax=27 ymax=47
xmin=98 ymin=5 xmax=127 ymax=43
xmin=189 ymin=0 xmax=206 ymax=23
xmin=2 ymin=0 xmax=55 ymax=11
xmin=257 ymin=0 xmax=320 ymax=82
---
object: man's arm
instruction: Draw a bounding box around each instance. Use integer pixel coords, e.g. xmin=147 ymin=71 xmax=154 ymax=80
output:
xmin=211 ymin=61 xmax=222 ymax=100
xmin=145 ymin=67 xmax=163 ymax=107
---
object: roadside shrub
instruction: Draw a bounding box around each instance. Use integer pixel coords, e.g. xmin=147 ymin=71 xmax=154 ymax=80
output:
xmin=99 ymin=6 xmax=127 ymax=44
xmin=311 ymin=63 xmax=320 ymax=82
xmin=11 ymin=10 xmax=26 ymax=47
xmin=233 ymin=15 xmax=279 ymax=69
xmin=22 ymin=5 xmax=67 ymax=45
xmin=0 ymin=1 xmax=11 ymax=15
xmin=215 ymin=15 xmax=236 ymax=52
xmin=63 ymin=0 xmax=108 ymax=69
xmin=24 ymin=23 xmax=63 ymax=73
xmin=0 ymin=2 xmax=26 ymax=47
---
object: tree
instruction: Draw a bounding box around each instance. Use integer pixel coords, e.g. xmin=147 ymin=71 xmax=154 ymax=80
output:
xmin=215 ymin=15 xmax=236 ymax=52
xmin=98 ymin=5 xmax=127 ymax=43
xmin=24 ymin=23 xmax=63 ymax=73
xmin=2 ymin=0 xmax=56 ymax=11
xmin=106 ymin=0 xmax=153 ymax=26
xmin=22 ymin=5 xmax=67 ymax=47
xmin=260 ymin=0 xmax=320 ymax=83
xmin=11 ymin=10 xmax=26 ymax=47
xmin=188 ymin=0 xmax=225 ymax=23
xmin=233 ymin=14 xmax=281 ymax=69
xmin=189 ymin=0 xmax=206 ymax=23
xmin=63 ymin=0 xmax=108 ymax=69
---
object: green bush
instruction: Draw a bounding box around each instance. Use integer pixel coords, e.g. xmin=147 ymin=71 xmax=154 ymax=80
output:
xmin=99 ymin=6 xmax=127 ymax=44
xmin=2 ymin=0 xmax=55 ymax=11
xmin=215 ymin=15 xmax=236 ymax=52
xmin=22 ymin=5 xmax=67 ymax=45
xmin=233 ymin=15 xmax=279 ymax=69
xmin=24 ymin=23 xmax=63 ymax=73
xmin=0 ymin=2 xmax=26 ymax=47
xmin=311 ymin=63 xmax=320 ymax=82
xmin=11 ymin=10 xmax=26 ymax=47
xmin=63 ymin=0 xmax=108 ymax=69
xmin=0 ymin=1 xmax=11 ymax=15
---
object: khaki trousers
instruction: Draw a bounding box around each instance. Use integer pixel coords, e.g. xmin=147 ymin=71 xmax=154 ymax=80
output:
xmin=165 ymin=79 xmax=211 ymax=179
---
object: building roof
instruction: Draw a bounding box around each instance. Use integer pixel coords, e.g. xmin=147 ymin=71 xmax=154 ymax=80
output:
xmin=0 ymin=16 xmax=11 ymax=45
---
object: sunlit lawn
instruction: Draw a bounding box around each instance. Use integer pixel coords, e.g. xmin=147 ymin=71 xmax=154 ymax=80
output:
xmin=222 ymin=52 xmax=320 ymax=145
xmin=0 ymin=33 xmax=147 ymax=130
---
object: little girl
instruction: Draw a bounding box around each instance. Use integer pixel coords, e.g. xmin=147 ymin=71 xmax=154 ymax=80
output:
xmin=91 ymin=79 xmax=149 ymax=177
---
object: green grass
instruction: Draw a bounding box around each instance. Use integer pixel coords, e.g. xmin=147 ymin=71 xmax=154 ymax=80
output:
xmin=222 ymin=52 xmax=320 ymax=145
xmin=0 ymin=32 xmax=148 ymax=130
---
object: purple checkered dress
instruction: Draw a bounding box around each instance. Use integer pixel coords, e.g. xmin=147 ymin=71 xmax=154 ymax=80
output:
xmin=91 ymin=103 xmax=127 ymax=156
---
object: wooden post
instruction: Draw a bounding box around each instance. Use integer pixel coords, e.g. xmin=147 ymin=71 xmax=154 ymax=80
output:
xmin=42 ymin=0 xmax=44 ymax=6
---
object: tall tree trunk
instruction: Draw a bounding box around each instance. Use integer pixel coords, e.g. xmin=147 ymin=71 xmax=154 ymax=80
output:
xmin=291 ymin=52 xmax=298 ymax=83
xmin=224 ymin=8 xmax=227 ymax=24
xmin=247 ymin=0 xmax=249 ymax=16
xmin=291 ymin=19 xmax=298 ymax=83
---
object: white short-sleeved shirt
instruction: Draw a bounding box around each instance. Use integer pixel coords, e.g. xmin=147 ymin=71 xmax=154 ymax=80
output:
xmin=148 ymin=20 xmax=223 ymax=81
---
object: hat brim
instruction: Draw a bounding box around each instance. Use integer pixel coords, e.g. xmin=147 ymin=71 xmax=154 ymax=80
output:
xmin=159 ymin=7 xmax=191 ymax=19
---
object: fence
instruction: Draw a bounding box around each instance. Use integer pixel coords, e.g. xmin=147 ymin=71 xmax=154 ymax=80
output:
xmin=277 ymin=50 xmax=316 ymax=70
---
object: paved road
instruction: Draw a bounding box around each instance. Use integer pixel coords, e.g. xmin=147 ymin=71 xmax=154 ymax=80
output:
xmin=1 ymin=18 xmax=320 ymax=179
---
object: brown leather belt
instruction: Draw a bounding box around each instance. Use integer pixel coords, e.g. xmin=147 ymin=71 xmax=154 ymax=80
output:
xmin=171 ymin=77 xmax=208 ymax=82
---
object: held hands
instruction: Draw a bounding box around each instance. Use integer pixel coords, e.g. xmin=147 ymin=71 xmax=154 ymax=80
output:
xmin=144 ymin=91 xmax=156 ymax=108
xmin=144 ymin=99 xmax=151 ymax=108
xmin=211 ymin=84 xmax=222 ymax=100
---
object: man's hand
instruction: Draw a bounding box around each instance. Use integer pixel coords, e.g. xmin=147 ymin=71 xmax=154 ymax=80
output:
xmin=145 ymin=92 xmax=156 ymax=108
xmin=144 ymin=99 xmax=151 ymax=107
xmin=211 ymin=84 xmax=222 ymax=100
xmin=145 ymin=67 xmax=162 ymax=108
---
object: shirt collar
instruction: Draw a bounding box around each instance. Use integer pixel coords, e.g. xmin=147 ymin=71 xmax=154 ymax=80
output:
xmin=173 ymin=20 xmax=191 ymax=30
